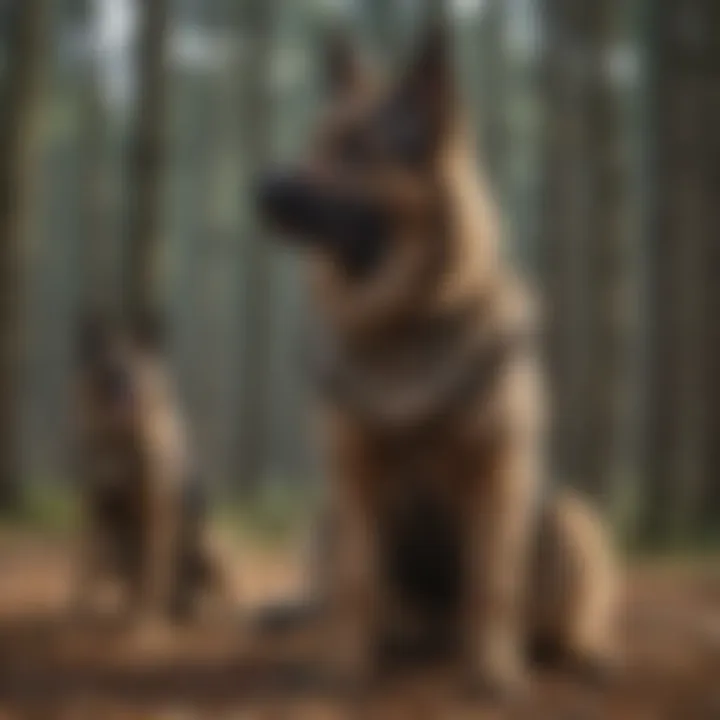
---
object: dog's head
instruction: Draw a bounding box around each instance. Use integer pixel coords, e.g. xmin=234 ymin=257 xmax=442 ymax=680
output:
xmin=75 ymin=310 xmax=165 ymax=434
xmin=257 ymin=21 xmax=488 ymax=337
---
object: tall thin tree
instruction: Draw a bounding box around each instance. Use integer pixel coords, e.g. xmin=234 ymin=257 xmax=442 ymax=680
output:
xmin=0 ymin=0 xmax=47 ymax=511
xmin=639 ymin=0 xmax=711 ymax=545
xmin=235 ymin=0 xmax=277 ymax=496
xmin=540 ymin=0 xmax=592 ymax=489
xmin=125 ymin=0 xmax=170 ymax=318
xmin=695 ymin=0 xmax=720 ymax=539
xmin=79 ymin=0 xmax=111 ymax=310
xmin=580 ymin=0 xmax=630 ymax=509
xmin=362 ymin=0 xmax=401 ymax=62
xmin=478 ymin=0 xmax=506 ymax=190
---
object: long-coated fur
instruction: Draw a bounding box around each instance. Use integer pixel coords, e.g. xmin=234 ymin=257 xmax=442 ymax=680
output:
xmin=257 ymin=20 xmax=618 ymax=694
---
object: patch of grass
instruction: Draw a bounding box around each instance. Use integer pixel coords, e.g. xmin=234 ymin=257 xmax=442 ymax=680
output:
xmin=0 ymin=476 xmax=320 ymax=550
xmin=5 ymin=477 xmax=718 ymax=561
xmin=215 ymin=483 xmax=320 ymax=548
xmin=626 ymin=533 xmax=720 ymax=563
xmin=0 ymin=482 xmax=81 ymax=537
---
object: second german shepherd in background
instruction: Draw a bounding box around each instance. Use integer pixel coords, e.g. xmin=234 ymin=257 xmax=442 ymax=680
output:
xmin=258 ymin=20 xmax=617 ymax=696
xmin=73 ymin=313 xmax=225 ymax=624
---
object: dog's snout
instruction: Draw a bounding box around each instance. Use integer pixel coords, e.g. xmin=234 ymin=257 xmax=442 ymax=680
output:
xmin=256 ymin=172 xmax=284 ymax=217
xmin=256 ymin=172 xmax=309 ymax=227
xmin=256 ymin=168 xmax=392 ymax=277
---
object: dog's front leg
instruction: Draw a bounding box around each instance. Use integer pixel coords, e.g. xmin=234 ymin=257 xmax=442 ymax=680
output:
xmin=465 ymin=436 xmax=539 ymax=700
xmin=137 ymin=472 xmax=179 ymax=623
xmin=71 ymin=515 xmax=105 ymax=620
xmin=325 ymin=461 xmax=379 ymax=691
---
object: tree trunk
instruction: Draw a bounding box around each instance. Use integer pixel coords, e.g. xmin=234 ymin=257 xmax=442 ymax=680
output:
xmin=478 ymin=0 xmax=506 ymax=191
xmin=125 ymin=0 xmax=169 ymax=318
xmin=235 ymin=0 xmax=277 ymax=497
xmin=540 ymin=0 xmax=592 ymax=490
xmin=695 ymin=0 xmax=720 ymax=538
xmin=639 ymin=0 xmax=715 ymax=546
xmin=363 ymin=0 xmax=401 ymax=63
xmin=79 ymin=0 xmax=111 ymax=310
xmin=580 ymin=0 xmax=630 ymax=509
xmin=0 ymin=0 xmax=47 ymax=512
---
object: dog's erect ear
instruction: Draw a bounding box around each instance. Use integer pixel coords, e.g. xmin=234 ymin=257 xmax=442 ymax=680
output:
xmin=132 ymin=309 xmax=166 ymax=352
xmin=324 ymin=28 xmax=365 ymax=98
xmin=394 ymin=17 xmax=456 ymax=154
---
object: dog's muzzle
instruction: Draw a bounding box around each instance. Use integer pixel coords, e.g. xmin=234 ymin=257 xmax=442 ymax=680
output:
xmin=257 ymin=172 xmax=321 ymax=242
xmin=256 ymin=170 xmax=391 ymax=278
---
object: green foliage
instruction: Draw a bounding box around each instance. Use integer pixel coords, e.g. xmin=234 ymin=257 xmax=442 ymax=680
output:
xmin=216 ymin=477 xmax=320 ymax=547
xmin=0 ymin=481 xmax=81 ymax=535
xmin=0 ymin=477 xmax=318 ymax=551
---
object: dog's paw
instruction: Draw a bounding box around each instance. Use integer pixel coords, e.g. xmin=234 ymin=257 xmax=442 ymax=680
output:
xmin=566 ymin=648 xmax=623 ymax=689
xmin=465 ymin=649 xmax=528 ymax=705
xmin=320 ymin=645 xmax=376 ymax=699
xmin=129 ymin=613 xmax=172 ymax=651
xmin=322 ymin=665 xmax=375 ymax=702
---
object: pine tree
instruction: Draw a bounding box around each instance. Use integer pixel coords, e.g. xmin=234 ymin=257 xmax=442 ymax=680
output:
xmin=0 ymin=0 xmax=47 ymax=511
xmin=125 ymin=0 xmax=170 ymax=318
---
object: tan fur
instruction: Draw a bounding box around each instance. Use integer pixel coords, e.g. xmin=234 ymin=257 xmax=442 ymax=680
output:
xmin=259 ymin=23 xmax=618 ymax=694
xmin=315 ymin=286 xmax=546 ymax=692
xmin=531 ymin=491 xmax=618 ymax=669
xmin=307 ymin=90 xmax=546 ymax=698
xmin=73 ymin=329 xmax=226 ymax=624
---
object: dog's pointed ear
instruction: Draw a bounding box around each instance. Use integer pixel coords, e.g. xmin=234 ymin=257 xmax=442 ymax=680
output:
xmin=324 ymin=28 xmax=365 ymax=97
xmin=396 ymin=17 xmax=456 ymax=152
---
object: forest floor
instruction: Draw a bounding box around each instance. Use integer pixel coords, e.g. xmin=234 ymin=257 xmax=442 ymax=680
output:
xmin=0 ymin=533 xmax=719 ymax=719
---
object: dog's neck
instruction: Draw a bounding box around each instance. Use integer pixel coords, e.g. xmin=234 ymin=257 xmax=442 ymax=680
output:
xmin=434 ymin=135 xmax=504 ymax=314
xmin=306 ymin=129 xmax=519 ymax=430
xmin=306 ymin=293 xmax=523 ymax=432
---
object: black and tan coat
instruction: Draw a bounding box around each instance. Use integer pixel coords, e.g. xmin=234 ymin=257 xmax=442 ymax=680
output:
xmin=73 ymin=315 xmax=223 ymax=623
xmin=257 ymin=21 xmax=618 ymax=696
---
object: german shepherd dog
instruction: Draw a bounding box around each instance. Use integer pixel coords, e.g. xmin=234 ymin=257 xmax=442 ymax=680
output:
xmin=257 ymin=22 xmax=617 ymax=696
xmin=73 ymin=313 xmax=224 ymax=624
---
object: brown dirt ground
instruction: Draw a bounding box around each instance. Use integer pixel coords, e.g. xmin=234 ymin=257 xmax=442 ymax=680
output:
xmin=0 ymin=536 xmax=719 ymax=720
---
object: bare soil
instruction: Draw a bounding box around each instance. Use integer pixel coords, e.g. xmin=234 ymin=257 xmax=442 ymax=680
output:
xmin=0 ymin=536 xmax=719 ymax=719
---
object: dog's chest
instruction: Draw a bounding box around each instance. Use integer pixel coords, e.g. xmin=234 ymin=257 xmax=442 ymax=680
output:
xmin=377 ymin=439 xmax=465 ymax=614
xmin=373 ymin=429 xmax=496 ymax=614
xmin=379 ymin=421 xmax=494 ymax=500
xmin=87 ymin=435 xmax=145 ymax=526
xmin=309 ymin=310 xmax=510 ymax=430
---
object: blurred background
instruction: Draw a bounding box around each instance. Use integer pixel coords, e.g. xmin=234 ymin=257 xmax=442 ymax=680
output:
xmin=1 ymin=1 xmax=720 ymax=717
xmin=0 ymin=0 xmax=718 ymax=553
